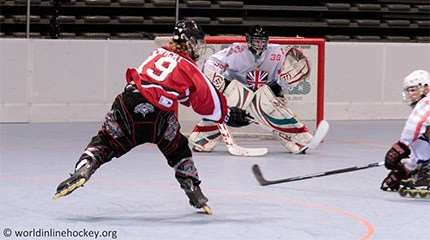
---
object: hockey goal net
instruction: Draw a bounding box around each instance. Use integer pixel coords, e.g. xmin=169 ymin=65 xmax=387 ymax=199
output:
xmin=154 ymin=35 xmax=325 ymax=133
xmin=203 ymin=36 xmax=325 ymax=125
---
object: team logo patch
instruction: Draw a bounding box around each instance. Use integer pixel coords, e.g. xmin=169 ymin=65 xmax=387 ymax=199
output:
xmin=159 ymin=96 xmax=173 ymax=108
xmin=134 ymin=103 xmax=154 ymax=118
xmin=246 ymin=70 xmax=268 ymax=91
xmin=288 ymin=80 xmax=311 ymax=95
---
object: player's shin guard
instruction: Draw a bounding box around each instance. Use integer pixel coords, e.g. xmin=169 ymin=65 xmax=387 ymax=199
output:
xmin=174 ymin=157 xmax=208 ymax=209
xmin=189 ymin=120 xmax=221 ymax=152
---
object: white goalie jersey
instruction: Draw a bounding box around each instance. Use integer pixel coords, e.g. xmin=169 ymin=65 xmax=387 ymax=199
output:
xmin=203 ymin=43 xmax=284 ymax=91
xmin=202 ymin=43 xmax=310 ymax=92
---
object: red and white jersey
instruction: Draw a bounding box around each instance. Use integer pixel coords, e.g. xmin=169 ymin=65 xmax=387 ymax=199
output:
xmin=203 ymin=43 xmax=287 ymax=91
xmin=400 ymin=94 xmax=430 ymax=146
xmin=126 ymin=47 xmax=228 ymax=123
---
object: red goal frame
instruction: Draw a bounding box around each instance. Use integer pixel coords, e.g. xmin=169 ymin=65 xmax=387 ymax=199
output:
xmin=204 ymin=36 xmax=325 ymax=125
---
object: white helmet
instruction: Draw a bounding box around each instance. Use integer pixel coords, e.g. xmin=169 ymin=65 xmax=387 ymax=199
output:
xmin=402 ymin=70 xmax=430 ymax=106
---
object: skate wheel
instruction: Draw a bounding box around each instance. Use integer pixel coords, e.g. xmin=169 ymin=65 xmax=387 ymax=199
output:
xmin=201 ymin=205 xmax=213 ymax=215
xmin=409 ymin=190 xmax=418 ymax=198
xmin=399 ymin=188 xmax=408 ymax=197
xmin=53 ymin=178 xmax=86 ymax=200
xmin=418 ymin=191 xmax=429 ymax=198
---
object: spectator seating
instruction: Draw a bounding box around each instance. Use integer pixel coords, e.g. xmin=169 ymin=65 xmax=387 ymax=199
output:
xmin=0 ymin=0 xmax=428 ymax=41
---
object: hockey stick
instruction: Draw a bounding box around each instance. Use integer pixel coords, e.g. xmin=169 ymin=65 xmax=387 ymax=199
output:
xmin=217 ymin=123 xmax=268 ymax=157
xmin=252 ymin=161 xmax=384 ymax=186
xmin=251 ymin=119 xmax=330 ymax=151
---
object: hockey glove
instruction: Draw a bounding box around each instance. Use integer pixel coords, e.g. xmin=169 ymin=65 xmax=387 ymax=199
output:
xmin=268 ymin=82 xmax=284 ymax=98
xmin=384 ymin=141 xmax=410 ymax=170
xmin=224 ymin=107 xmax=253 ymax=128
xmin=380 ymin=168 xmax=410 ymax=191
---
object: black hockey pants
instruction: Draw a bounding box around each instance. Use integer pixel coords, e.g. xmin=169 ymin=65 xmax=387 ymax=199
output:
xmin=78 ymin=85 xmax=192 ymax=168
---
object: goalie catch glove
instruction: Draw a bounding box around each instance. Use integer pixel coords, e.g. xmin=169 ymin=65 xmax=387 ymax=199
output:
xmin=224 ymin=107 xmax=253 ymax=127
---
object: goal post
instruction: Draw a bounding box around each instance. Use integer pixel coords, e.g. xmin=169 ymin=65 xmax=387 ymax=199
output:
xmin=204 ymin=36 xmax=325 ymax=126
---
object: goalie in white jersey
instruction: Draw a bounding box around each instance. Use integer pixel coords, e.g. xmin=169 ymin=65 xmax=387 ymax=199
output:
xmin=381 ymin=70 xmax=430 ymax=196
xmin=189 ymin=25 xmax=317 ymax=154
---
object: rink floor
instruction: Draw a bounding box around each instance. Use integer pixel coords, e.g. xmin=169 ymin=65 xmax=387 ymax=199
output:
xmin=1 ymin=120 xmax=429 ymax=240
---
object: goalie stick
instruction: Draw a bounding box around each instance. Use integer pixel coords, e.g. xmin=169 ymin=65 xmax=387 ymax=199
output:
xmin=252 ymin=161 xmax=385 ymax=186
xmin=217 ymin=123 xmax=268 ymax=157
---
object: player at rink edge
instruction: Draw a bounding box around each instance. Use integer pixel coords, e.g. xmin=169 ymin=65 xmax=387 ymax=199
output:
xmin=380 ymin=70 xmax=430 ymax=198
xmin=189 ymin=25 xmax=321 ymax=154
xmin=53 ymin=19 xmax=253 ymax=214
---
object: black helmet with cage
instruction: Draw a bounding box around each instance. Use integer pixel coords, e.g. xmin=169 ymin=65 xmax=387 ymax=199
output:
xmin=172 ymin=19 xmax=205 ymax=60
xmin=245 ymin=25 xmax=269 ymax=57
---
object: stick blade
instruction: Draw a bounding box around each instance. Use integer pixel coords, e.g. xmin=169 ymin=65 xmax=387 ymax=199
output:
xmin=307 ymin=120 xmax=330 ymax=150
xmin=229 ymin=145 xmax=268 ymax=157
xmin=252 ymin=164 xmax=270 ymax=186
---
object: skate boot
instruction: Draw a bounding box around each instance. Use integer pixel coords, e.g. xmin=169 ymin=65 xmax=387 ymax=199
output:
xmin=277 ymin=132 xmax=308 ymax=154
xmin=399 ymin=162 xmax=430 ymax=198
xmin=53 ymin=158 xmax=100 ymax=199
xmin=179 ymin=178 xmax=212 ymax=215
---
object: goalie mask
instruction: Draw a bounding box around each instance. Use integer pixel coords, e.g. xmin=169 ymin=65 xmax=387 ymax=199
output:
xmin=172 ymin=19 xmax=205 ymax=61
xmin=246 ymin=25 xmax=269 ymax=57
xmin=402 ymin=70 xmax=430 ymax=107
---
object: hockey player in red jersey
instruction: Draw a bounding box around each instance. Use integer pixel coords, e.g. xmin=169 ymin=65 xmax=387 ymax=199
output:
xmin=381 ymin=70 xmax=430 ymax=198
xmin=53 ymin=20 xmax=253 ymax=214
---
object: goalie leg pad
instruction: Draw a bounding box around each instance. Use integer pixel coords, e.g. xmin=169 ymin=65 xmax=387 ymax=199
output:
xmin=251 ymin=85 xmax=312 ymax=153
xmin=279 ymin=137 xmax=306 ymax=154
xmin=278 ymin=132 xmax=313 ymax=154
xmin=189 ymin=120 xmax=221 ymax=152
xmin=223 ymin=80 xmax=255 ymax=109
xmin=251 ymin=85 xmax=307 ymax=131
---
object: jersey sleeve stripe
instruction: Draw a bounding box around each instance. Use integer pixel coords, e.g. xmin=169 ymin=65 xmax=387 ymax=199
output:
xmin=141 ymin=83 xmax=180 ymax=96
xmin=182 ymin=58 xmax=223 ymax=122
xmin=412 ymin=102 xmax=430 ymax=141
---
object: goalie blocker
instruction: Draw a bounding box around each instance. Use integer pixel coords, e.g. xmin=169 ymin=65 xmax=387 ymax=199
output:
xmin=189 ymin=79 xmax=324 ymax=154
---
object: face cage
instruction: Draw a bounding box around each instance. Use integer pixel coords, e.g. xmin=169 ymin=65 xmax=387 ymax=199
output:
xmin=248 ymin=36 xmax=268 ymax=56
xmin=402 ymin=85 xmax=425 ymax=106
